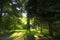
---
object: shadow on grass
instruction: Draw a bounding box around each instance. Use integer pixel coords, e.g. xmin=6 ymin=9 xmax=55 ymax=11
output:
xmin=0 ymin=30 xmax=60 ymax=40
xmin=0 ymin=30 xmax=26 ymax=40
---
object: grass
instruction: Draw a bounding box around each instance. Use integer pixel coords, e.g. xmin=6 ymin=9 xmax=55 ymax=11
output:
xmin=0 ymin=29 xmax=49 ymax=40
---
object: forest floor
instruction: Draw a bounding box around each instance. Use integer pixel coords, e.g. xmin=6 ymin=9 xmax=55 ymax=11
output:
xmin=0 ymin=29 xmax=51 ymax=40
xmin=0 ymin=30 xmax=39 ymax=40
xmin=0 ymin=30 xmax=26 ymax=40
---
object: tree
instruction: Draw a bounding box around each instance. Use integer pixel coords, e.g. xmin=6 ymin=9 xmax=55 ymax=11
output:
xmin=26 ymin=0 xmax=60 ymax=37
xmin=0 ymin=0 xmax=10 ymax=29
xmin=0 ymin=0 xmax=26 ymax=30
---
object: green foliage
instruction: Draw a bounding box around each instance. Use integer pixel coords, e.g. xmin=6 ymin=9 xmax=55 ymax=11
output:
xmin=0 ymin=0 xmax=60 ymax=40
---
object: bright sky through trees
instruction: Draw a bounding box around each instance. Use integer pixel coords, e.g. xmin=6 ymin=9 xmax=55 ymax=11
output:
xmin=22 ymin=11 xmax=27 ymax=17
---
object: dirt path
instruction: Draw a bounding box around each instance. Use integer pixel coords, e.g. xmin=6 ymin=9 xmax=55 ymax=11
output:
xmin=0 ymin=32 xmax=26 ymax=40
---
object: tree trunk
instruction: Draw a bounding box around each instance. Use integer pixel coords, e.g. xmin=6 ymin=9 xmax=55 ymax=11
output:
xmin=0 ymin=3 xmax=3 ymax=29
xmin=48 ymin=22 xmax=53 ymax=36
xmin=40 ymin=23 xmax=43 ymax=34
xmin=27 ymin=13 xmax=30 ymax=30
xmin=0 ymin=12 xmax=2 ymax=28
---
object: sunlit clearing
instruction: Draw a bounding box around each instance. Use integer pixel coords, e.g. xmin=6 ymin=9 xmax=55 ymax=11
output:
xmin=10 ymin=33 xmax=18 ymax=37
xmin=21 ymin=17 xmax=27 ymax=24
xmin=30 ymin=29 xmax=36 ymax=31
xmin=18 ymin=16 xmax=27 ymax=24
xmin=30 ymin=18 xmax=34 ymax=25
xmin=10 ymin=32 xmax=22 ymax=37
xmin=34 ymin=35 xmax=38 ymax=38
xmin=16 ymin=25 xmax=23 ymax=29
xmin=20 ymin=12 xmax=27 ymax=24
xmin=10 ymin=31 xmax=26 ymax=37
xmin=30 ymin=29 xmax=40 ymax=33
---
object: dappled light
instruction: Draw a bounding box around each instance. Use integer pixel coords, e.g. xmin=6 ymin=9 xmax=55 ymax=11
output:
xmin=0 ymin=0 xmax=60 ymax=40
